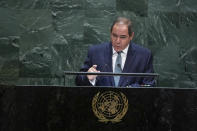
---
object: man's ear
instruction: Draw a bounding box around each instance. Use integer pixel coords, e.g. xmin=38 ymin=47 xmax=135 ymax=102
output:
xmin=130 ymin=32 xmax=134 ymax=40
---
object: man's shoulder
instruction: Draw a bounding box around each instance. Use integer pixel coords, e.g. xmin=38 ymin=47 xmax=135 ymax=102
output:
xmin=89 ymin=42 xmax=110 ymax=51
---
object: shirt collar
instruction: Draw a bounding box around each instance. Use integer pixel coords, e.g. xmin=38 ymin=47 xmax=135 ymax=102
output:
xmin=112 ymin=44 xmax=130 ymax=55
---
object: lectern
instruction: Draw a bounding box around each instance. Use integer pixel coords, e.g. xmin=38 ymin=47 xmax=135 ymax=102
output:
xmin=0 ymin=84 xmax=197 ymax=131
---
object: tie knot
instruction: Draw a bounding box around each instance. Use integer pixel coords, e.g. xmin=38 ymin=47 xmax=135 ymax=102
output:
xmin=117 ymin=51 xmax=122 ymax=55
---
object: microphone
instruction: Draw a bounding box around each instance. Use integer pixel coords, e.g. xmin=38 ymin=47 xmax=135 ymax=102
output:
xmin=117 ymin=63 xmax=123 ymax=72
xmin=104 ymin=64 xmax=109 ymax=72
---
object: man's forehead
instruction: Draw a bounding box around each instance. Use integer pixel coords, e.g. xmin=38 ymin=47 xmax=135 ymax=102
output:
xmin=112 ymin=24 xmax=129 ymax=34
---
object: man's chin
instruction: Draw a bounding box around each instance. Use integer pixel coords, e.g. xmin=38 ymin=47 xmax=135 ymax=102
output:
xmin=114 ymin=48 xmax=122 ymax=52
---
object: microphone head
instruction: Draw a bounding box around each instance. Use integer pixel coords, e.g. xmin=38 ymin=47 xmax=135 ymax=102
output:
xmin=117 ymin=63 xmax=121 ymax=68
xmin=117 ymin=64 xmax=122 ymax=71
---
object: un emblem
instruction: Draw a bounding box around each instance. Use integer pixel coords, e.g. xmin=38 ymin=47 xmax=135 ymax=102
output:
xmin=92 ymin=91 xmax=128 ymax=123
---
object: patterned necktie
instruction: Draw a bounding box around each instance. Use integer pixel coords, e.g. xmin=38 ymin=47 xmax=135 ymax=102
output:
xmin=114 ymin=51 xmax=122 ymax=87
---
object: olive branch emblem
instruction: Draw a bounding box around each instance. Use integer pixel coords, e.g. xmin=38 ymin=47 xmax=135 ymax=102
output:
xmin=92 ymin=91 xmax=128 ymax=123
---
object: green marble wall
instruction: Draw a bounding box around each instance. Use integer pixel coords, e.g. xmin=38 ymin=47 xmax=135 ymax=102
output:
xmin=0 ymin=0 xmax=197 ymax=87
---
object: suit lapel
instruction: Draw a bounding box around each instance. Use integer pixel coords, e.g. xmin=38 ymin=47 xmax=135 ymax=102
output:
xmin=119 ymin=42 xmax=136 ymax=86
xmin=105 ymin=43 xmax=113 ymax=72
xmin=104 ymin=43 xmax=114 ymax=86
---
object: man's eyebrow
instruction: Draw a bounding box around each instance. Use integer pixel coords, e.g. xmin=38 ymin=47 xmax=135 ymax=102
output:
xmin=112 ymin=33 xmax=118 ymax=36
xmin=112 ymin=33 xmax=127 ymax=36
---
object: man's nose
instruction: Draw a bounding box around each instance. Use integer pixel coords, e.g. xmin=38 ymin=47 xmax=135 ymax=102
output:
xmin=116 ymin=37 xmax=120 ymax=43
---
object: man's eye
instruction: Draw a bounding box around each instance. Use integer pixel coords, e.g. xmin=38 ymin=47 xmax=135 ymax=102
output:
xmin=120 ymin=36 xmax=127 ymax=39
xmin=113 ymin=34 xmax=118 ymax=37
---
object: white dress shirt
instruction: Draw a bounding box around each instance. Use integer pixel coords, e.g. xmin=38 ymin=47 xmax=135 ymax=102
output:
xmin=112 ymin=44 xmax=129 ymax=72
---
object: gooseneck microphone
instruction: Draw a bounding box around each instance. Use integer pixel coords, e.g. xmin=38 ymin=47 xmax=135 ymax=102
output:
xmin=117 ymin=63 xmax=123 ymax=72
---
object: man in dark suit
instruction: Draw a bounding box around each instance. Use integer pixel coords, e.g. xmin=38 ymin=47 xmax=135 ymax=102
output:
xmin=75 ymin=17 xmax=155 ymax=87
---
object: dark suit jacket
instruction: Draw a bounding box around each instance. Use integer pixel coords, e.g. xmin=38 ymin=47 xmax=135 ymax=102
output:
xmin=75 ymin=42 xmax=155 ymax=87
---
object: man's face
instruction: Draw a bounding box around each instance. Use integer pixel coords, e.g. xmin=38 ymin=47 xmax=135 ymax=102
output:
xmin=110 ymin=23 xmax=134 ymax=52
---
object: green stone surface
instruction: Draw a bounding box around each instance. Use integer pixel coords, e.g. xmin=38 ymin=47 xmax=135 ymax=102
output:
xmin=0 ymin=0 xmax=197 ymax=87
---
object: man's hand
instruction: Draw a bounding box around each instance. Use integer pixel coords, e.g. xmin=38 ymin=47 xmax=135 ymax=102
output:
xmin=87 ymin=65 xmax=100 ymax=81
